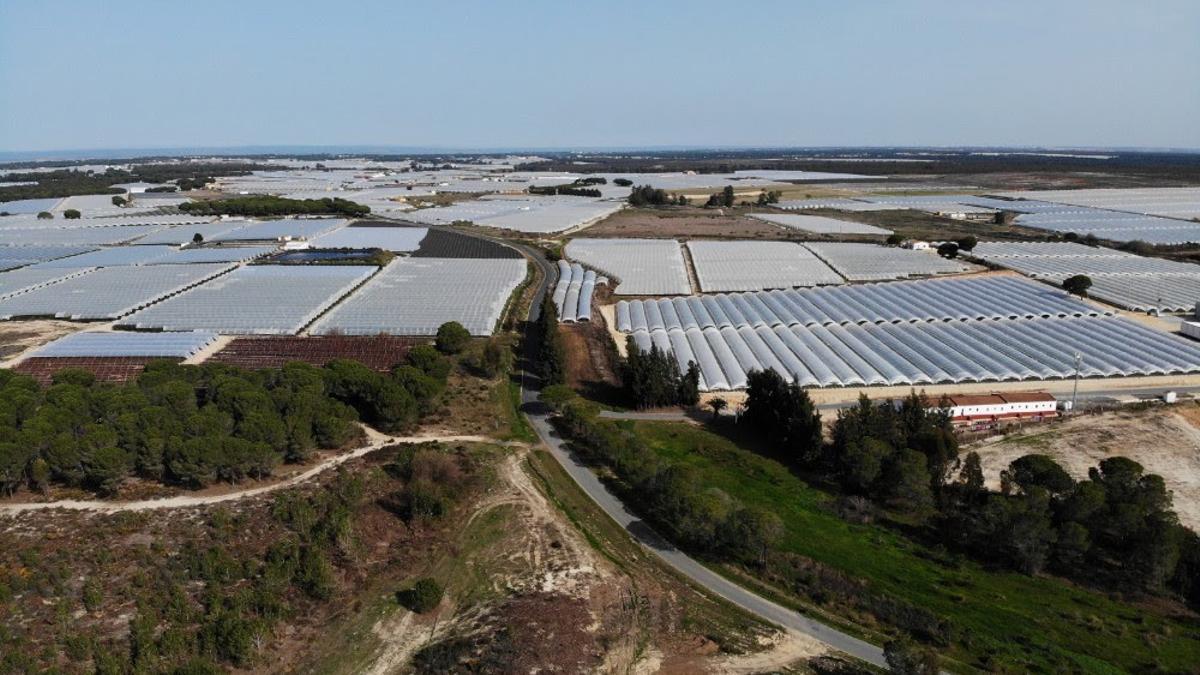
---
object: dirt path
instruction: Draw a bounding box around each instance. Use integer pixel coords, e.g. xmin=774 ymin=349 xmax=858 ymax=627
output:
xmin=0 ymin=427 xmax=523 ymax=515
xmin=709 ymin=629 xmax=828 ymax=673
xmin=359 ymin=448 xmax=614 ymax=673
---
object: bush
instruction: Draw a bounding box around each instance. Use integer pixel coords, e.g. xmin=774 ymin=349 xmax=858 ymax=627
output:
xmin=398 ymin=578 xmax=443 ymax=613
xmin=434 ymin=321 xmax=471 ymax=354
xmin=63 ymin=208 xmax=81 ymax=219
xmin=1062 ymin=274 xmax=1092 ymax=298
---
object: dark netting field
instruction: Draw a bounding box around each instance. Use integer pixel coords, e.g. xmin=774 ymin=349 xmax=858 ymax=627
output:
xmin=12 ymin=357 xmax=180 ymax=386
xmin=410 ymin=228 xmax=522 ymax=259
xmin=207 ymin=335 xmax=421 ymax=371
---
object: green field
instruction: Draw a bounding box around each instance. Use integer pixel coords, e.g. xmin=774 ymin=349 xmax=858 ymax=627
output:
xmin=632 ymin=421 xmax=1200 ymax=673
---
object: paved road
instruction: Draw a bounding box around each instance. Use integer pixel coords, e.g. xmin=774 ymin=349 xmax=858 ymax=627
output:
xmin=510 ymin=244 xmax=888 ymax=668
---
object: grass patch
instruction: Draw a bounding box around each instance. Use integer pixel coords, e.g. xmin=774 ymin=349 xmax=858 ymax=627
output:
xmin=631 ymin=421 xmax=1200 ymax=673
xmin=524 ymin=449 xmax=776 ymax=654
xmin=498 ymin=379 xmax=537 ymax=442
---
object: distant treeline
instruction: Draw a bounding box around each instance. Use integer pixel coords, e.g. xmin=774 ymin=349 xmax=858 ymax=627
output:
xmin=180 ymin=196 xmax=370 ymax=217
xmin=0 ymin=162 xmax=269 ymax=203
xmin=515 ymin=150 xmax=1200 ymax=183
xmin=0 ymin=350 xmax=451 ymax=496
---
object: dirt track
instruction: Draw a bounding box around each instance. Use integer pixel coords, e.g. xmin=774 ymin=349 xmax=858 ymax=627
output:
xmin=0 ymin=427 xmax=521 ymax=515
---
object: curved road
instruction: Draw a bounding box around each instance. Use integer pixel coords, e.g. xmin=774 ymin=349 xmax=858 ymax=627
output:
xmin=511 ymin=245 xmax=888 ymax=669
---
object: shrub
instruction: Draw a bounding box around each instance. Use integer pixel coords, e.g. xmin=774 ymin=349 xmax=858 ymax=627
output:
xmin=434 ymin=322 xmax=471 ymax=354
xmin=398 ymin=577 xmax=443 ymax=613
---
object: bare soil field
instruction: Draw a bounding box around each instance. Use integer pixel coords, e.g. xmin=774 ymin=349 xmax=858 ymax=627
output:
xmin=560 ymin=320 xmax=623 ymax=404
xmin=0 ymin=319 xmax=83 ymax=361
xmin=971 ymin=406 xmax=1200 ymax=529
xmin=579 ymin=207 xmax=793 ymax=239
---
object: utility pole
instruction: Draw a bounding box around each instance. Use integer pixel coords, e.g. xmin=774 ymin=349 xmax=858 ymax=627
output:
xmin=1070 ymin=352 xmax=1083 ymax=414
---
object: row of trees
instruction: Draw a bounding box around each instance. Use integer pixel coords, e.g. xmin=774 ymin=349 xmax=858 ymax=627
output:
xmin=627 ymin=184 xmax=673 ymax=207
xmin=941 ymin=453 xmax=1200 ymax=605
xmin=756 ymin=190 xmax=781 ymax=206
xmin=705 ymin=185 xmax=736 ymax=208
xmin=0 ymin=163 xmax=261 ymax=202
xmin=180 ymin=196 xmax=370 ymax=217
xmin=544 ymin=388 xmax=783 ymax=563
xmin=528 ymin=183 xmax=602 ymax=198
xmin=736 ymin=376 xmax=1200 ymax=610
xmin=533 ymin=298 xmax=566 ymax=385
xmin=0 ymin=347 xmax=452 ymax=496
xmin=622 ymin=338 xmax=699 ymax=408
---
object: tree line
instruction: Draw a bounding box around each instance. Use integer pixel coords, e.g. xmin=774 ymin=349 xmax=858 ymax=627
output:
xmin=0 ymin=347 xmax=452 ymax=496
xmin=542 ymin=387 xmax=783 ymax=564
xmin=738 ymin=373 xmax=1200 ymax=611
xmin=180 ymin=196 xmax=370 ymax=217
xmin=622 ymin=338 xmax=699 ymax=408
xmin=0 ymin=162 xmax=264 ymax=203
xmin=627 ymin=184 xmax=684 ymax=207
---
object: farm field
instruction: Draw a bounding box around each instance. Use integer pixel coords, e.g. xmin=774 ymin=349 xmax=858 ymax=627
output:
xmin=579 ymin=207 xmax=793 ymax=239
xmin=208 ymin=335 xmax=421 ymax=371
xmin=631 ymin=420 xmax=1200 ymax=673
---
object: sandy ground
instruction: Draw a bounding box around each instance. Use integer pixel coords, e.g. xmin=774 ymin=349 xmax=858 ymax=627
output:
xmin=971 ymin=407 xmax=1200 ymax=530
xmin=709 ymin=629 xmax=828 ymax=674
xmin=0 ymin=319 xmax=86 ymax=364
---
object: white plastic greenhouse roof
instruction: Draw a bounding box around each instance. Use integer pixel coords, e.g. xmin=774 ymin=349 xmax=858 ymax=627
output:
xmin=0 ymin=266 xmax=94 ymax=299
xmin=309 ymin=225 xmax=429 ymax=251
xmin=211 ymin=218 xmax=347 ymax=242
xmin=564 ymin=238 xmax=691 ymax=295
xmin=614 ymin=275 xmax=1105 ymax=334
xmin=970 ymin=240 xmax=1200 ymax=313
xmin=310 ymin=257 xmax=526 ymax=336
xmin=31 ymin=245 xmax=180 ymax=268
xmin=750 ymin=213 xmax=892 ymax=235
xmin=32 ymin=331 xmax=219 ymax=358
xmin=121 ymin=265 xmax=375 ymax=334
xmin=804 ymin=242 xmax=968 ymax=281
xmin=552 ymin=260 xmax=597 ymax=322
xmin=687 ymin=241 xmax=843 ymax=292
xmin=0 ymin=263 xmax=234 ymax=320
xmin=626 ymin=315 xmax=1200 ymax=392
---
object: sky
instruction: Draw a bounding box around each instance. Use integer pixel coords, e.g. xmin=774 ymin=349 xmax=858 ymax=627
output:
xmin=2 ymin=0 xmax=1198 ymax=154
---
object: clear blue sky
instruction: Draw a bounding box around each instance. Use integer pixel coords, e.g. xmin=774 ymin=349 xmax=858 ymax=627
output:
xmin=2 ymin=0 xmax=1198 ymax=153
